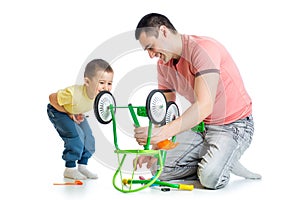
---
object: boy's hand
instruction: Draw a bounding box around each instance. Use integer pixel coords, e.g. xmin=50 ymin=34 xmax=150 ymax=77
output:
xmin=69 ymin=114 xmax=84 ymax=124
xmin=75 ymin=114 xmax=84 ymax=122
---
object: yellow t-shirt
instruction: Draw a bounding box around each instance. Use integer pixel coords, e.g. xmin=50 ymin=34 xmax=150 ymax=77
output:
xmin=57 ymin=85 xmax=94 ymax=114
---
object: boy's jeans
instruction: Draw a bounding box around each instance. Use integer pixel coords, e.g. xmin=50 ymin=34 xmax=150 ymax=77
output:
xmin=47 ymin=104 xmax=95 ymax=168
xmin=152 ymin=115 xmax=254 ymax=189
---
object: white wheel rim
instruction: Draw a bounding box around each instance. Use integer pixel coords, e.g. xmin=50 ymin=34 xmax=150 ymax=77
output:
xmin=165 ymin=103 xmax=179 ymax=124
xmin=98 ymin=93 xmax=114 ymax=122
xmin=149 ymin=92 xmax=166 ymax=123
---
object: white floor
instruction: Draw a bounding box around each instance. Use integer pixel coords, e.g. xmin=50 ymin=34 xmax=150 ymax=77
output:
xmin=38 ymin=162 xmax=266 ymax=200
xmin=2 ymin=115 xmax=299 ymax=200
xmin=3 ymin=154 xmax=295 ymax=200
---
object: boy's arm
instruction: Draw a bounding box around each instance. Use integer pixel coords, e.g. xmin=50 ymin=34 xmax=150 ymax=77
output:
xmin=49 ymin=93 xmax=68 ymax=113
xmin=49 ymin=93 xmax=83 ymax=124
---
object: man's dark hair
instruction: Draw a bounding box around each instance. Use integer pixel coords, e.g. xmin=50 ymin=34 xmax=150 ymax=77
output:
xmin=135 ymin=13 xmax=177 ymax=40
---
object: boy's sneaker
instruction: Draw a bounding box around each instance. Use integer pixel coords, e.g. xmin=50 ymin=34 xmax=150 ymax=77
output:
xmin=64 ymin=167 xmax=87 ymax=180
xmin=78 ymin=164 xmax=98 ymax=179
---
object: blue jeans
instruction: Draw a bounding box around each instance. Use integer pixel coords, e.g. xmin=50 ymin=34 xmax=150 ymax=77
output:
xmin=47 ymin=104 xmax=95 ymax=168
xmin=152 ymin=115 xmax=255 ymax=189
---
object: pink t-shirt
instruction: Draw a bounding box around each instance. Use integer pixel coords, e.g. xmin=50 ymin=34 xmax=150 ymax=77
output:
xmin=157 ymin=35 xmax=252 ymax=125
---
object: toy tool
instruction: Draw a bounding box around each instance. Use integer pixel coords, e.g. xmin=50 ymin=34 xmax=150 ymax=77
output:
xmin=53 ymin=180 xmax=83 ymax=185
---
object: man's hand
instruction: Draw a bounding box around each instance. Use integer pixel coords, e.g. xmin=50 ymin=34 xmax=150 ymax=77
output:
xmin=134 ymin=126 xmax=167 ymax=145
xmin=133 ymin=156 xmax=157 ymax=170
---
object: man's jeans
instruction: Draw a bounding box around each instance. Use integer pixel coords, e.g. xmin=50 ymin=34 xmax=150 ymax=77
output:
xmin=152 ymin=115 xmax=255 ymax=189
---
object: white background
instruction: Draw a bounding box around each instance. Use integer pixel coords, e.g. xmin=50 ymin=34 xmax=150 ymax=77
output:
xmin=1 ymin=0 xmax=299 ymax=199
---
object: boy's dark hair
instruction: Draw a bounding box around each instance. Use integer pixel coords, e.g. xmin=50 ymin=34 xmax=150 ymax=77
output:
xmin=135 ymin=13 xmax=177 ymax=40
xmin=84 ymin=59 xmax=113 ymax=79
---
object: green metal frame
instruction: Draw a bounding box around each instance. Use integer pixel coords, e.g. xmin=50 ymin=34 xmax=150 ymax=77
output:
xmin=108 ymin=104 xmax=194 ymax=193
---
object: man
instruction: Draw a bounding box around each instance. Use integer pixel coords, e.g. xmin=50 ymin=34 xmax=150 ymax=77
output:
xmin=133 ymin=13 xmax=261 ymax=189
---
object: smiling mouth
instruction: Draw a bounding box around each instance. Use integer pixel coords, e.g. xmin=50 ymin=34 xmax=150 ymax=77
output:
xmin=157 ymin=53 xmax=163 ymax=60
xmin=159 ymin=54 xmax=167 ymax=63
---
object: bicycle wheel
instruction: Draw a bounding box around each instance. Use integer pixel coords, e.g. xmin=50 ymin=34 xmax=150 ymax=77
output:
xmin=94 ymin=91 xmax=116 ymax=124
xmin=146 ymin=89 xmax=167 ymax=125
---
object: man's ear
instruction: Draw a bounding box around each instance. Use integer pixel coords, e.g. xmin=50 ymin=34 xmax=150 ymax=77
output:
xmin=84 ymin=77 xmax=90 ymax=86
xmin=159 ymin=25 xmax=167 ymax=37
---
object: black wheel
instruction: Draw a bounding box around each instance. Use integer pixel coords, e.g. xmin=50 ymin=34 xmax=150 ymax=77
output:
xmin=164 ymin=101 xmax=180 ymax=124
xmin=93 ymin=91 xmax=116 ymax=124
xmin=146 ymin=89 xmax=167 ymax=125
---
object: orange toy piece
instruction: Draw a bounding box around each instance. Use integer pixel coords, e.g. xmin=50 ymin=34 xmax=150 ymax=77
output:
xmin=157 ymin=139 xmax=179 ymax=150
xmin=53 ymin=180 xmax=83 ymax=185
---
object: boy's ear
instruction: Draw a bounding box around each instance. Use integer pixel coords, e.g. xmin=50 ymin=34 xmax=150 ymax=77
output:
xmin=84 ymin=77 xmax=90 ymax=86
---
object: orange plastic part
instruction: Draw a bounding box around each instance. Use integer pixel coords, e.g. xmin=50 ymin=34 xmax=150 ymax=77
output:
xmin=157 ymin=139 xmax=179 ymax=150
xmin=53 ymin=180 xmax=83 ymax=185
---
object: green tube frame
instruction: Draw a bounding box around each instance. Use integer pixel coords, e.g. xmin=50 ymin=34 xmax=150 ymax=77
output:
xmin=108 ymin=104 xmax=193 ymax=193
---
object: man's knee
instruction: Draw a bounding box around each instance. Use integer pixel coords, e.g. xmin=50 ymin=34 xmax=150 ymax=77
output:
xmin=197 ymin=164 xmax=229 ymax=189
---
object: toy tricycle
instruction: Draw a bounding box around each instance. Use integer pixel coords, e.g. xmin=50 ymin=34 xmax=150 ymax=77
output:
xmin=93 ymin=89 xmax=203 ymax=193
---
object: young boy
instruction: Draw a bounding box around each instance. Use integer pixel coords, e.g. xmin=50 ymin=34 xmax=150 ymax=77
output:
xmin=47 ymin=59 xmax=114 ymax=180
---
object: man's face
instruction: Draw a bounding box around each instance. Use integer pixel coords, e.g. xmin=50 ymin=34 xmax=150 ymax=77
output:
xmin=138 ymin=31 xmax=173 ymax=64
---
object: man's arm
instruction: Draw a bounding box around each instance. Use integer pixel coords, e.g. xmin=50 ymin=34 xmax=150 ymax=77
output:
xmin=151 ymin=72 xmax=219 ymax=144
xmin=135 ymin=72 xmax=219 ymax=145
xmin=162 ymin=90 xmax=176 ymax=102
xmin=172 ymin=72 xmax=219 ymax=132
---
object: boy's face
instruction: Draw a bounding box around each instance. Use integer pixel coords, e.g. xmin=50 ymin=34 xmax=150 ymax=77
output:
xmin=85 ymin=70 xmax=113 ymax=99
